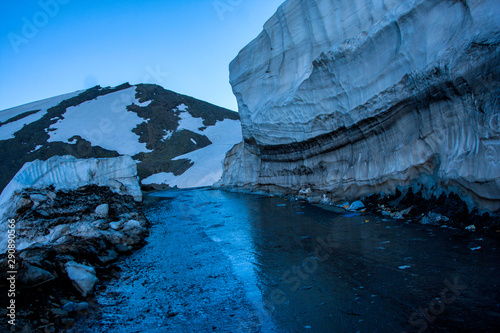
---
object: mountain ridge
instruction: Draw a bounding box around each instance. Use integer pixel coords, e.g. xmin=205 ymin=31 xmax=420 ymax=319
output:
xmin=0 ymin=83 xmax=241 ymax=192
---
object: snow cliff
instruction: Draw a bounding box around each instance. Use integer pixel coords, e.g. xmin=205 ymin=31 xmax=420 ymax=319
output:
xmin=0 ymin=155 xmax=143 ymax=252
xmin=221 ymin=0 xmax=500 ymax=211
xmin=0 ymin=155 xmax=141 ymax=219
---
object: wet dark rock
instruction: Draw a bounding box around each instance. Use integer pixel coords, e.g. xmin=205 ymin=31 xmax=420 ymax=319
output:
xmin=62 ymin=301 xmax=89 ymax=312
xmin=362 ymin=189 xmax=500 ymax=236
xmin=114 ymin=244 xmax=132 ymax=254
xmin=18 ymin=263 xmax=55 ymax=287
xmin=50 ymin=308 xmax=68 ymax=317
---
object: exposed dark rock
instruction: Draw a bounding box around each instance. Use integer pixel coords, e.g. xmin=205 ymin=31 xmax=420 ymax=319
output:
xmin=361 ymin=188 xmax=500 ymax=236
xmin=18 ymin=263 xmax=55 ymax=287
xmin=0 ymin=185 xmax=148 ymax=332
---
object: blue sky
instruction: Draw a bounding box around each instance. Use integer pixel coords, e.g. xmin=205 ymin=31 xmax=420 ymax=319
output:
xmin=0 ymin=0 xmax=284 ymax=111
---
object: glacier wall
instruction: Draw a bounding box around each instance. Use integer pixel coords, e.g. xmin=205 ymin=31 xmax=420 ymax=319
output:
xmin=221 ymin=0 xmax=500 ymax=211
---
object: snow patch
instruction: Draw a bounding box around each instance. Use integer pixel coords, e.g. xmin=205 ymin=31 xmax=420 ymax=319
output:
xmin=137 ymin=99 xmax=152 ymax=107
xmin=177 ymin=109 xmax=204 ymax=133
xmin=141 ymin=172 xmax=177 ymax=186
xmin=162 ymin=130 xmax=174 ymax=142
xmin=176 ymin=103 xmax=188 ymax=111
xmin=142 ymin=113 xmax=242 ymax=188
xmin=29 ymin=145 xmax=43 ymax=153
xmin=47 ymin=87 xmax=151 ymax=156
xmin=0 ymin=90 xmax=83 ymax=141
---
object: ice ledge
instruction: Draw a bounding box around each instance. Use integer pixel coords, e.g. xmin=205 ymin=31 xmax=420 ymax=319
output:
xmin=0 ymin=155 xmax=142 ymax=223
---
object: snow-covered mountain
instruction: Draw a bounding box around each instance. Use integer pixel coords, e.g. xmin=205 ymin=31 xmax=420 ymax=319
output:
xmin=0 ymin=83 xmax=241 ymax=191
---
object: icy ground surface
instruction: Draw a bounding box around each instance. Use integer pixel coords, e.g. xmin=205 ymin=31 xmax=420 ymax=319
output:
xmin=72 ymin=189 xmax=500 ymax=332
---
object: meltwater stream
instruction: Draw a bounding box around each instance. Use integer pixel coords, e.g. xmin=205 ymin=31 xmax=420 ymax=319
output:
xmin=73 ymin=188 xmax=500 ymax=332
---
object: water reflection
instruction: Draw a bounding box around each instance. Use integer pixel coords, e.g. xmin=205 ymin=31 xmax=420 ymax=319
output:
xmin=91 ymin=188 xmax=500 ymax=333
xmin=189 ymin=189 xmax=500 ymax=332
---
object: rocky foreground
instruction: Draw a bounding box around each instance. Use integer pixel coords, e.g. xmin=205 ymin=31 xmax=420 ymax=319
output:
xmin=0 ymin=184 xmax=148 ymax=332
xmin=0 ymin=155 xmax=147 ymax=332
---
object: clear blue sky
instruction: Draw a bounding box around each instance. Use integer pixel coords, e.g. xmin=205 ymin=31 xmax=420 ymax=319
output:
xmin=0 ymin=0 xmax=284 ymax=111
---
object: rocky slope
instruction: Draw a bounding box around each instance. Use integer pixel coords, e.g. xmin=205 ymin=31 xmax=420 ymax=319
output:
xmin=0 ymin=156 xmax=148 ymax=332
xmin=220 ymin=0 xmax=500 ymax=212
xmin=0 ymin=83 xmax=241 ymax=192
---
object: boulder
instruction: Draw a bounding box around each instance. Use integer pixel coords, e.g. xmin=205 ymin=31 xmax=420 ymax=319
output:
xmin=30 ymin=194 xmax=47 ymax=203
xmin=109 ymin=221 xmax=123 ymax=231
xmin=19 ymin=263 xmax=55 ymax=287
xmin=95 ymin=204 xmax=109 ymax=218
xmin=123 ymin=219 xmax=142 ymax=230
xmin=91 ymin=219 xmax=109 ymax=230
xmin=348 ymin=201 xmax=365 ymax=211
xmin=421 ymin=213 xmax=449 ymax=225
xmin=99 ymin=249 xmax=119 ymax=264
xmin=49 ymin=224 xmax=70 ymax=243
xmin=46 ymin=191 xmax=57 ymax=201
xmin=62 ymin=301 xmax=89 ymax=312
xmin=16 ymin=197 xmax=33 ymax=210
xmin=50 ymin=308 xmax=68 ymax=317
xmin=64 ymin=262 xmax=98 ymax=297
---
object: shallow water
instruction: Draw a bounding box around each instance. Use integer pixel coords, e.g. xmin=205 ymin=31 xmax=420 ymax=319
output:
xmin=74 ymin=188 xmax=500 ymax=332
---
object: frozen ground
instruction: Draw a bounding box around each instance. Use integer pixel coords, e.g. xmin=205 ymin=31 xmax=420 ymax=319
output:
xmin=72 ymin=189 xmax=500 ymax=332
